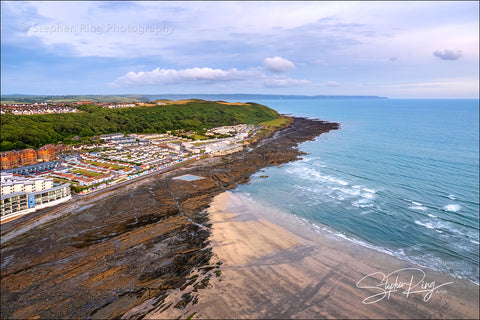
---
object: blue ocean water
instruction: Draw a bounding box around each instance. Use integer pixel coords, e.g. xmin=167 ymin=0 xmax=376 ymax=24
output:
xmin=234 ymin=99 xmax=479 ymax=284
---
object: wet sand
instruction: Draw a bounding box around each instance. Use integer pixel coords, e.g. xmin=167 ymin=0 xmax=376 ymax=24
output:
xmin=148 ymin=191 xmax=479 ymax=319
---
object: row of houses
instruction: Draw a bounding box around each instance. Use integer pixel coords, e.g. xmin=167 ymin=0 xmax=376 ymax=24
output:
xmin=100 ymin=103 xmax=136 ymax=109
xmin=3 ymin=161 xmax=57 ymax=175
xmin=79 ymin=154 xmax=135 ymax=169
xmin=50 ymin=171 xmax=113 ymax=186
xmin=2 ymin=107 xmax=79 ymax=115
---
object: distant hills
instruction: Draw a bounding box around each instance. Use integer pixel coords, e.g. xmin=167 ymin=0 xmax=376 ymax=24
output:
xmin=143 ymin=94 xmax=388 ymax=101
xmin=1 ymin=94 xmax=387 ymax=104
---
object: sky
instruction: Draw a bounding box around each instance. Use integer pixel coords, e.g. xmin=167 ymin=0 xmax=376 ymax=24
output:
xmin=1 ymin=1 xmax=479 ymax=98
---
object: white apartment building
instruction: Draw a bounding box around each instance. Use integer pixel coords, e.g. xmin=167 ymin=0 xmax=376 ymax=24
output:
xmin=0 ymin=172 xmax=71 ymax=221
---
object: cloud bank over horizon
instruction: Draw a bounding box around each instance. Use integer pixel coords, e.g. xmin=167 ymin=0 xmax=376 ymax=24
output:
xmin=114 ymin=56 xmax=309 ymax=88
xmin=115 ymin=67 xmax=265 ymax=85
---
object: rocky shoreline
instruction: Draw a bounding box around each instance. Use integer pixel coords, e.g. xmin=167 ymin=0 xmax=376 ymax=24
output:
xmin=0 ymin=117 xmax=339 ymax=319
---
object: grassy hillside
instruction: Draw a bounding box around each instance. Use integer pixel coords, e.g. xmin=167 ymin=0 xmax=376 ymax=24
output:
xmin=0 ymin=100 xmax=280 ymax=151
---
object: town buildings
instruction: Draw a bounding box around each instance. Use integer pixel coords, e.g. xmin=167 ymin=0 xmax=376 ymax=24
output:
xmin=100 ymin=133 xmax=124 ymax=141
xmin=101 ymin=103 xmax=136 ymax=108
xmin=1 ymin=149 xmax=37 ymax=169
xmin=0 ymin=123 xmax=259 ymax=220
xmin=20 ymin=149 xmax=37 ymax=166
xmin=0 ymin=173 xmax=71 ymax=220
xmin=0 ymin=103 xmax=79 ymax=115
xmin=4 ymin=161 xmax=57 ymax=175
xmin=37 ymin=144 xmax=57 ymax=162
xmin=0 ymin=144 xmax=68 ymax=170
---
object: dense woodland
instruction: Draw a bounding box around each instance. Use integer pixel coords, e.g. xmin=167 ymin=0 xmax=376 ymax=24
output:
xmin=0 ymin=100 xmax=280 ymax=151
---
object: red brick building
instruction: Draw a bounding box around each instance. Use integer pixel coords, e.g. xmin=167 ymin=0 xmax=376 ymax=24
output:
xmin=37 ymin=144 xmax=57 ymax=162
xmin=20 ymin=149 xmax=38 ymax=166
xmin=0 ymin=151 xmax=21 ymax=170
xmin=1 ymin=144 xmax=70 ymax=170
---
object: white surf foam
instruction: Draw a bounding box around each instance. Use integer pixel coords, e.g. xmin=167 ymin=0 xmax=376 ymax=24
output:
xmin=352 ymin=204 xmax=374 ymax=209
xmin=325 ymin=176 xmax=349 ymax=186
xmin=448 ymin=194 xmax=456 ymax=200
xmin=330 ymin=186 xmax=361 ymax=197
xmin=409 ymin=205 xmax=427 ymax=211
xmin=415 ymin=220 xmax=435 ymax=229
xmin=413 ymin=218 xmax=470 ymax=238
xmin=443 ymin=204 xmax=461 ymax=212
xmin=361 ymin=192 xmax=375 ymax=199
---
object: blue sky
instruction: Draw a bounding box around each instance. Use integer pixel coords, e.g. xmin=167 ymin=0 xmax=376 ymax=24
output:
xmin=1 ymin=1 xmax=478 ymax=98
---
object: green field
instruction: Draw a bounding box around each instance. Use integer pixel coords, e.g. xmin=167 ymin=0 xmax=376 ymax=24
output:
xmin=72 ymin=169 xmax=103 ymax=177
xmin=52 ymin=177 xmax=75 ymax=185
xmin=192 ymin=134 xmax=209 ymax=140
xmin=85 ymin=160 xmax=122 ymax=170
xmin=260 ymin=116 xmax=292 ymax=128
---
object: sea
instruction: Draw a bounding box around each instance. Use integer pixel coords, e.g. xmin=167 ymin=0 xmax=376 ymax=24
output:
xmin=231 ymin=98 xmax=479 ymax=284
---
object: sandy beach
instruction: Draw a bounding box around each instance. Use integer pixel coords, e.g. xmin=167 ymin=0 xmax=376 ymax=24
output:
xmin=148 ymin=191 xmax=479 ymax=319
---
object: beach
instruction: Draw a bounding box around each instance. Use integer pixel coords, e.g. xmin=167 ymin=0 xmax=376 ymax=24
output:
xmin=148 ymin=191 xmax=479 ymax=319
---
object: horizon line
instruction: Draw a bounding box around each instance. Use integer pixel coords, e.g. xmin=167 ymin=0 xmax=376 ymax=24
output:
xmin=2 ymin=93 xmax=480 ymax=99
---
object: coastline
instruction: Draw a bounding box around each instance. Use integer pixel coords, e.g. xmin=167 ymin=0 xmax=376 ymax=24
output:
xmin=149 ymin=191 xmax=479 ymax=319
xmin=1 ymin=117 xmax=339 ymax=319
xmin=4 ymin=113 xmax=476 ymax=319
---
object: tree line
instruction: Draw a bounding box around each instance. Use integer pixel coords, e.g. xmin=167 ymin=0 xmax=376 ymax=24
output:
xmin=0 ymin=100 xmax=280 ymax=151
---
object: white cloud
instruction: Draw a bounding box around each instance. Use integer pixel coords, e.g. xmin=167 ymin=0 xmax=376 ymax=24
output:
xmin=115 ymin=65 xmax=310 ymax=89
xmin=114 ymin=67 xmax=265 ymax=86
xmin=264 ymin=57 xmax=296 ymax=73
xmin=433 ymin=49 xmax=463 ymax=60
xmin=263 ymin=76 xmax=310 ymax=88
xmin=114 ymin=59 xmax=311 ymax=88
